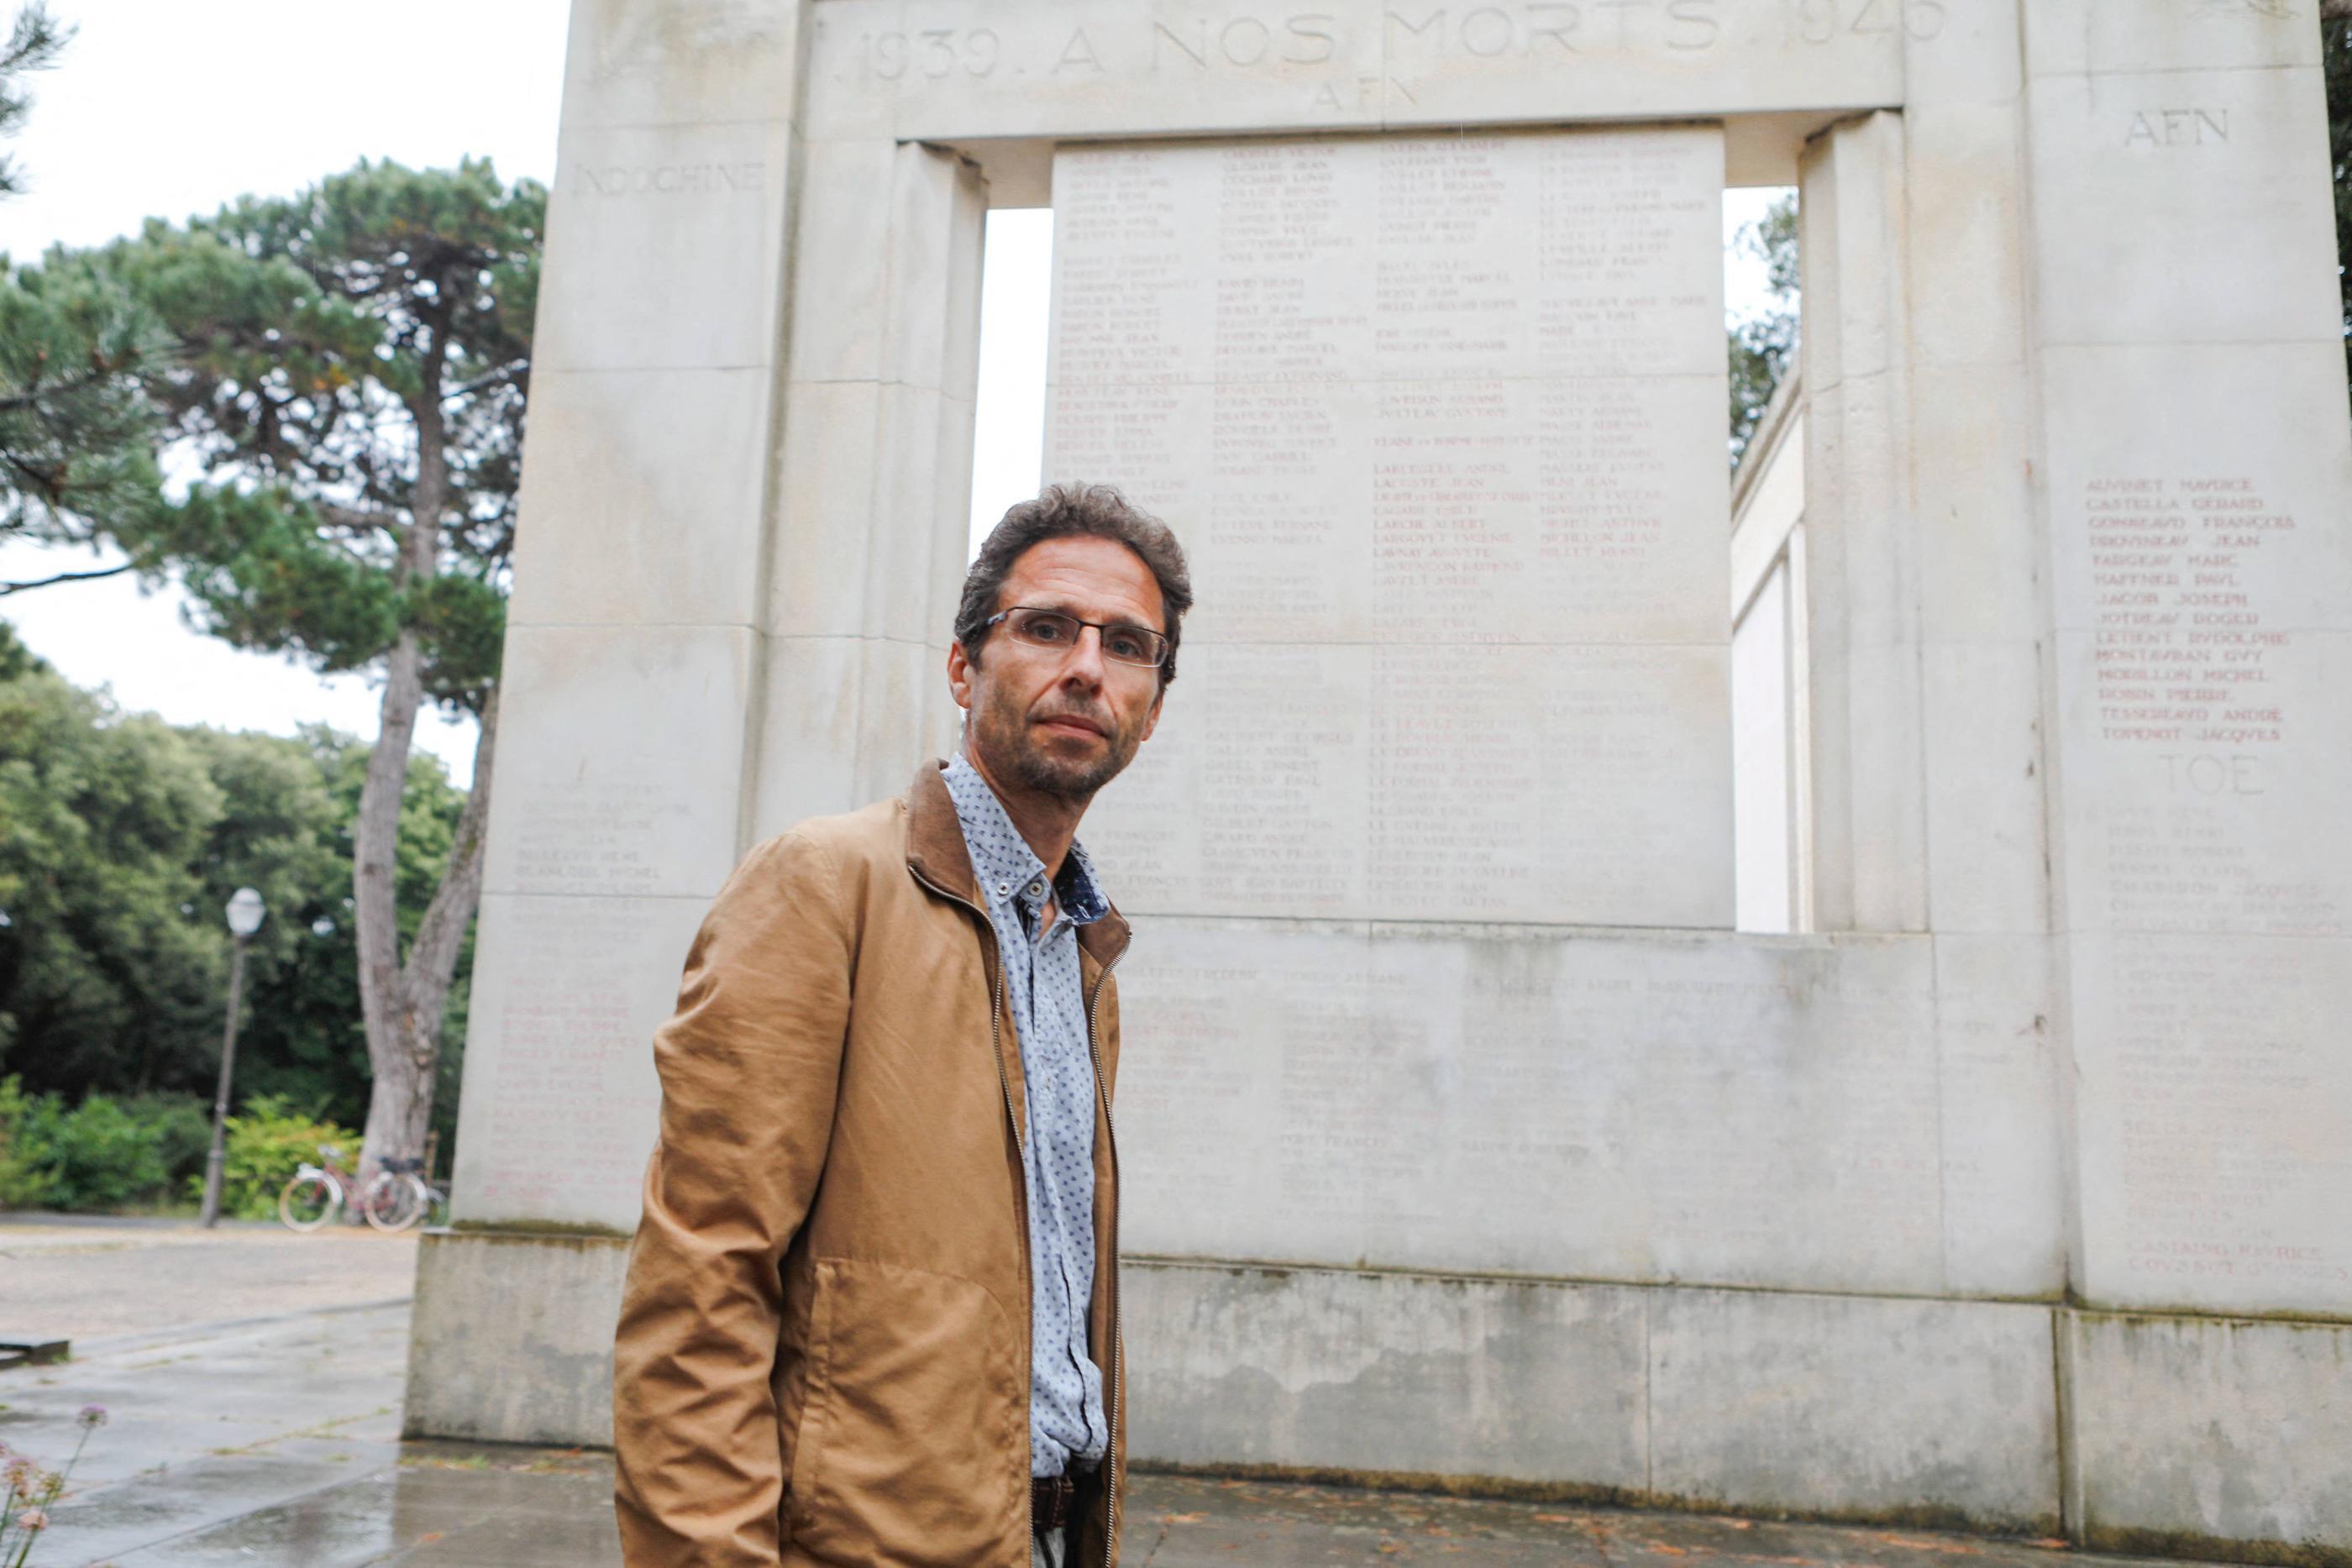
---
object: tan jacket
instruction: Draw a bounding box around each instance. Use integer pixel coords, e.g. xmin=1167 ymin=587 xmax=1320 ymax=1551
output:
xmin=613 ymin=761 xmax=1130 ymax=1567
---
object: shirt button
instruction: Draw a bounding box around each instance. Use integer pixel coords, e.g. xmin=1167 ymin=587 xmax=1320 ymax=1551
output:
xmin=1026 ymin=880 xmax=1046 ymax=899
xmin=996 ymin=881 xmax=1011 ymax=895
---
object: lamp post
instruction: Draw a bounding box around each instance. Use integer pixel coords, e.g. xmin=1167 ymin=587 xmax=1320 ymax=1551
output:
xmin=199 ymin=888 xmax=266 ymax=1228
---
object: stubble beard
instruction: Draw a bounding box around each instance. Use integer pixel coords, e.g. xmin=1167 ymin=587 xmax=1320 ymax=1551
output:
xmin=972 ymin=684 xmax=1142 ymax=804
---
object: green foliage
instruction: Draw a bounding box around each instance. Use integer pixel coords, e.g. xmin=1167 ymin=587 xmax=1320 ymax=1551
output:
xmin=0 ymin=254 xmax=171 ymax=569
xmin=0 ymin=1072 xmax=46 ymax=1205
xmin=0 ymin=626 xmax=227 ymax=1093
xmin=1727 ymin=193 xmax=1798 ymax=467
xmin=0 ymin=1076 xmax=208 ymax=1211
xmin=0 ymin=4 xmax=176 ymax=589
xmin=0 ymin=622 xmax=474 ymax=1166
xmin=202 ymin=1092 xmax=359 ymax=1220
xmin=20 ymin=1093 xmax=162 ymax=1209
xmin=81 ymin=157 xmax=543 ymax=717
xmin=0 ymin=3 xmax=67 ymax=201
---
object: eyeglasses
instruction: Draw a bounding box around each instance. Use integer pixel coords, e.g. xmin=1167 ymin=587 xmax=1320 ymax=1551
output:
xmin=982 ymin=606 xmax=1170 ymax=669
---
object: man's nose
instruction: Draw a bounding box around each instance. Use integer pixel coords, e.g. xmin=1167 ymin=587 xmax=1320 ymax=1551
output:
xmin=1056 ymin=626 xmax=1109 ymax=687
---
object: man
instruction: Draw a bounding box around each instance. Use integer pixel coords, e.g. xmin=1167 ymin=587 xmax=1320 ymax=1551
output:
xmin=613 ymin=485 xmax=1192 ymax=1568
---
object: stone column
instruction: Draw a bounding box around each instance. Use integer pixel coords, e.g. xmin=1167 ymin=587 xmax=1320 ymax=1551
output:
xmin=407 ymin=0 xmax=810 ymax=1445
xmin=1797 ymin=111 xmax=1926 ymax=935
xmin=2020 ymin=1 xmax=2352 ymax=1550
xmin=752 ymin=136 xmax=985 ymax=832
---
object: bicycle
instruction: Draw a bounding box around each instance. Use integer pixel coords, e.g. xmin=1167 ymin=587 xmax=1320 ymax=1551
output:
xmin=277 ymin=1145 xmax=422 ymax=1233
xmin=365 ymin=1156 xmax=445 ymax=1232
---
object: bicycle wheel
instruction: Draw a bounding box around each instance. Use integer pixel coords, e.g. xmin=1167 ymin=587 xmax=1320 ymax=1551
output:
xmin=361 ymin=1171 xmax=426 ymax=1233
xmin=279 ymin=1172 xmax=340 ymax=1232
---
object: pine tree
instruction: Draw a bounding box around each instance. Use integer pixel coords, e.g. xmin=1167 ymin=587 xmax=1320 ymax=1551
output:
xmin=0 ymin=3 xmax=175 ymax=594
xmin=81 ymin=159 xmax=543 ymax=1176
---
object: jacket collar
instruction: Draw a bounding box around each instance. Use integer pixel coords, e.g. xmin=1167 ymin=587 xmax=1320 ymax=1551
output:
xmin=904 ymin=758 xmax=1131 ymax=968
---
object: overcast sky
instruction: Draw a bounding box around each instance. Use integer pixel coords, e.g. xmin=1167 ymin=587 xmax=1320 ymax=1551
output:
xmin=0 ymin=1 xmax=1777 ymax=789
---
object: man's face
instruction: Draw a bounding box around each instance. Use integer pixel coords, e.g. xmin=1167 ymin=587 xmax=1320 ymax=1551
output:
xmin=948 ymin=536 xmax=1167 ymax=803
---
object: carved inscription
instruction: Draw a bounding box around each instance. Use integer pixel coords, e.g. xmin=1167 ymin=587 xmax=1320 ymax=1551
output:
xmin=508 ymin=779 xmax=701 ymax=896
xmin=572 ymin=160 xmax=765 ymax=197
xmin=2107 ymin=936 xmax=2351 ymax=1293
xmin=2079 ymin=471 xmax=2341 ymax=937
xmin=2066 ymin=443 xmax=2352 ymax=1312
xmin=2123 ymin=108 xmax=2231 ymax=148
xmin=1777 ymin=0 xmax=1945 ymax=42
xmin=465 ymin=899 xmax=665 ymax=1225
xmin=811 ymin=0 xmax=1917 ymax=129
xmin=1047 ymin=130 xmax=1730 ymax=927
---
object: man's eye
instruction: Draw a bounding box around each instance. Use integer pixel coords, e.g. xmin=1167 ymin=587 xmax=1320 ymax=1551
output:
xmin=1026 ymin=616 xmax=1071 ymax=642
xmin=1105 ymin=631 xmax=1148 ymax=660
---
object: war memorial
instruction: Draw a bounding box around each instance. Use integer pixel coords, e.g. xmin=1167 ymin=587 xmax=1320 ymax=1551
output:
xmin=404 ymin=1 xmax=2352 ymax=1558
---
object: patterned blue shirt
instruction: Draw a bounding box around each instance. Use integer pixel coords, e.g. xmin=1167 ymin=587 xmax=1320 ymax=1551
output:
xmin=941 ymin=753 xmax=1110 ymax=1478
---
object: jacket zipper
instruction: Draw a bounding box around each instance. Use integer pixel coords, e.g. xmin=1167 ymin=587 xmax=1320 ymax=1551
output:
xmin=1083 ymin=945 xmax=1128 ymax=1566
xmin=907 ymin=863 xmax=1033 ymax=1560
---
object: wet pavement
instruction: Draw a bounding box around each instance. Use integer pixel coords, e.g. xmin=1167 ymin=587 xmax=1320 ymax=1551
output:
xmin=2 ymin=1214 xmax=417 ymax=1341
xmin=0 ymin=1224 xmax=2230 ymax=1567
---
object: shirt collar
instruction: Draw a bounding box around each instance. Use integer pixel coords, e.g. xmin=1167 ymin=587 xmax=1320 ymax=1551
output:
xmin=941 ymin=753 xmax=1110 ymax=926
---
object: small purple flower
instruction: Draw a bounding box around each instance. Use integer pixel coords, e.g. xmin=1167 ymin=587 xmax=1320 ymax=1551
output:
xmin=76 ymin=1404 xmax=108 ymax=1429
xmin=16 ymin=1505 xmax=48 ymax=1530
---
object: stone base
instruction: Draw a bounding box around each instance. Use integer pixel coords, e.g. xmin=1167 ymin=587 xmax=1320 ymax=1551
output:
xmin=403 ymin=1229 xmax=631 ymax=1447
xmin=403 ymin=1237 xmax=2352 ymax=1560
xmin=1123 ymin=1259 xmax=2061 ymax=1532
xmin=2066 ymin=1309 xmax=2352 ymax=1565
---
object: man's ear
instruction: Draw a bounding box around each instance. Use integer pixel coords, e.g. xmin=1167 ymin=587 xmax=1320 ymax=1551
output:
xmin=946 ymin=638 xmax=974 ymax=712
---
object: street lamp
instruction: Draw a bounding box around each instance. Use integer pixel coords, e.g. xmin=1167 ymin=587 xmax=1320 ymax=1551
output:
xmin=198 ymin=888 xmax=266 ymax=1228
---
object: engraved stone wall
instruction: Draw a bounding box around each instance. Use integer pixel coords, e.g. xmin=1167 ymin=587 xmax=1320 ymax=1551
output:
xmin=1047 ymin=128 xmax=1731 ymax=927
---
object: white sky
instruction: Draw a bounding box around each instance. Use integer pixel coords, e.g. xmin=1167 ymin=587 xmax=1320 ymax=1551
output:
xmin=0 ymin=0 xmax=1784 ymax=791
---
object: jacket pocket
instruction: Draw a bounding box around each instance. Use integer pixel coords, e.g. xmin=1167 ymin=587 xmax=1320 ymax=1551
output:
xmin=788 ymin=1257 xmax=1024 ymax=1567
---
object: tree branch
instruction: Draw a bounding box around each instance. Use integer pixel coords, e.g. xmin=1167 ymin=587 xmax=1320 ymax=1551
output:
xmin=2325 ymin=0 xmax=2350 ymax=20
xmin=441 ymin=360 xmax=528 ymax=402
xmin=0 ymin=562 xmax=131 ymax=595
xmin=319 ymin=501 xmax=402 ymax=536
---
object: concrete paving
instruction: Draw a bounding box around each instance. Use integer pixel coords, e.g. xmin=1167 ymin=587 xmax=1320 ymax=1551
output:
xmin=0 ymin=1221 xmax=2235 ymax=1567
xmin=3 ymin=1214 xmax=418 ymax=1342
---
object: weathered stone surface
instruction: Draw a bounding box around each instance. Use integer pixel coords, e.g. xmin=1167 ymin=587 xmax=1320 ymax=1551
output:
xmin=1113 ymin=923 xmax=2076 ymax=1300
xmin=481 ymin=625 xmax=760 ymax=904
xmin=1127 ymin=1260 xmax=2061 ymax=1530
xmin=1124 ymin=1261 xmax=1648 ymax=1491
xmin=2068 ymin=1311 xmax=2352 ymax=1558
xmin=1649 ymin=1287 xmax=2059 ymax=1529
xmin=405 ymin=1232 xmax=631 ymax=1448
xmin=507 ymin=367 xmax=775 ymax=630
xmin=449 ymin=892 xmax=706 ymax=1231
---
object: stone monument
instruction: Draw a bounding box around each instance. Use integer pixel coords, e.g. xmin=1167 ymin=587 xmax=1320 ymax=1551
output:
xmin=406 ymin=2 xmax=2352 ymax=1557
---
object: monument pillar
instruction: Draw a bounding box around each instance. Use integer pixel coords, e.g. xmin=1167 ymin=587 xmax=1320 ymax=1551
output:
xmin=754 ymin=136 xmax=984 ymax=831
xmin=1796 ymin=111 xmax=1924 ymax=934
xmin=2020 ymin=2 xmax=2352 ymax=1550
xmin=405 ymin=1 xmax=814 ymax=1445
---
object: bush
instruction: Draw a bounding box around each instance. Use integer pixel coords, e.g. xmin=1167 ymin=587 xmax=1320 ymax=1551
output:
xmin=0 ymin=1078 xmax=223 ymax=1213
xmin=0 ymin=1075 xmax=55 ymax=1209
xmin=198 ymin=1094 xmax=360 ymax=1220
xmin=31 ymin=1094 xmax=170 ymax=1210
xmin=118 ymin=1092 xmax=213 ymax=1191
